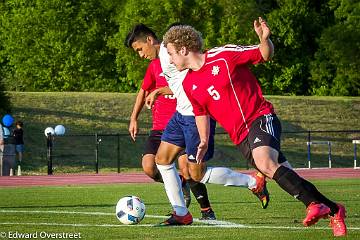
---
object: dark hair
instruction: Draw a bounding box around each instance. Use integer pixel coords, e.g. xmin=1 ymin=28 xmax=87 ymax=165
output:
xmin=124 ymin=24 xmax=158 ymax=48
xmin=15 ymin=120 xmax=23 ymax=127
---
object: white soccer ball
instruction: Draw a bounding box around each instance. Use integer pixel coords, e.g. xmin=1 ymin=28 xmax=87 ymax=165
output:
xmin=54 ymin=125 xmax=66 ymax=136
xmin=115 ymin=196 xmax=146 ymax=225
xmin=44 ymin=127 xmax=55 ymax=137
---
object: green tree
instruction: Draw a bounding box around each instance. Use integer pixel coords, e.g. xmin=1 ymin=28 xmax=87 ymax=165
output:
xmin=0 ymin=0 xmax=118 ymax=91
xmin=0 ymin=1 xmax=11 ymax=113
xmin=310 ymin=0 xmax=360 ymax=96
xmin=266 ymin=0 xmax=331 ymax=95
xmin=109 ymin=0 xmax=223 ymax=92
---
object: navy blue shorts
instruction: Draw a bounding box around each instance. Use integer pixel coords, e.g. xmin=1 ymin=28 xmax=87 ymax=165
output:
xmin=161 ymin=112 xmax=215 ymax=163
xmin=143 ymin=130 xmax=185 ymax=156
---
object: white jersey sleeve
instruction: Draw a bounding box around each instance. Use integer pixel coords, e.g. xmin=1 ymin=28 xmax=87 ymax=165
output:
xmin=159 ymin=43 xmax=194 ymax=116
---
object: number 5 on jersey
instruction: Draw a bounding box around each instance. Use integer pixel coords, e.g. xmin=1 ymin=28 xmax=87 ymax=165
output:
xmin=207 ymin=85 xmax=220 ymax=100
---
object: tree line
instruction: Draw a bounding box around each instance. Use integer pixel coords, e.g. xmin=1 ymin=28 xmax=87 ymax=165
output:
xmin=0 ymin=0 xmax=359 ymax=113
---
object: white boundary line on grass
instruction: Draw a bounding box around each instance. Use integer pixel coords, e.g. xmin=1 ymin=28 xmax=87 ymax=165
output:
xmin=0 ymin=210 xmax=240 ymax=227
xmin=1 ymin=209 xmax=360 ymax=231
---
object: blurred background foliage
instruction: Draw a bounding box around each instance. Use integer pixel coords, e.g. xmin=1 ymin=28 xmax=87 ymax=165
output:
xmin=0 ymin=0 xmax=359 ymax=114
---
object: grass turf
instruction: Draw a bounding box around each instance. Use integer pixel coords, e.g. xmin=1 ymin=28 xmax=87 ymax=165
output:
xmin=0 ymin=178 xmax=359 ymax=239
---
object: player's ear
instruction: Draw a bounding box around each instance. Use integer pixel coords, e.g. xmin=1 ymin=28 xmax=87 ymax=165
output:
xmin=147 ymin=36 xmax=155 ymax=45
xmin=180 ymin=46 xmax=188 ymax=56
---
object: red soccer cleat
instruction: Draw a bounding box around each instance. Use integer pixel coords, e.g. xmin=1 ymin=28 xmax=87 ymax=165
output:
xmin=157 ymin=211 xmax=193 ymax=226
xmin=250 ymin=172 xmax=270 ymax=209
xmin=330 ymin=204 xmax=347 ymax=237
xmin=303 ymin=202 xmax=330 ymax=226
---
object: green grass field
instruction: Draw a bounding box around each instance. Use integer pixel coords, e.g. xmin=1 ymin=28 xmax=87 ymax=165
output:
xmin=0 ymin=179 xmax=359 ymax=239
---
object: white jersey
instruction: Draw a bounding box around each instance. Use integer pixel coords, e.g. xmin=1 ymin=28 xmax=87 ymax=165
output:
xmin=159 ymin=43 xmax=194 ymax=116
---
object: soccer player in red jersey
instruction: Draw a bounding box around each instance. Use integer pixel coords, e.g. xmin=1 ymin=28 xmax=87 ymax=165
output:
xmin=126 ymin=24 xmax=270 ymax=226
xmin=162 ymin=17 xmax=347 ymax=236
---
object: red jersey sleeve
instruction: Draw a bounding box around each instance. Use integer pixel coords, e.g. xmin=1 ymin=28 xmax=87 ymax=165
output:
xmin=183 ymin=77 xmax=208 ymax=116
xmin=141 ymin=60 xmax=156 ymax=91
xmin=230 ymin=44 xmax=264 ymax=65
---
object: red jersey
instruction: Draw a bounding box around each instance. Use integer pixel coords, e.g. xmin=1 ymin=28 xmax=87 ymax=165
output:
xmin=142 ymin=58 xmax=177 ymax=130
xmin=183 ymin=44 xmax=274 ymax=145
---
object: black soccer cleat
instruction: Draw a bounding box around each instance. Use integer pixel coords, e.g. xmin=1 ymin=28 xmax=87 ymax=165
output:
xmin=200 ymin=208 xmax=216 ymax=220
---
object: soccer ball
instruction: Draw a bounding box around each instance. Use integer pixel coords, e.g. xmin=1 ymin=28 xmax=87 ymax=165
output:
xmin=115 ymin=196 xmax=146 ymax=225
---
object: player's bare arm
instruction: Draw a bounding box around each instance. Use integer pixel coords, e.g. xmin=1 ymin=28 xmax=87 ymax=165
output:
xmin=195 ymin=115 xmax=210 ymax=164
xmin=254 ymin=17 xmax=274 ymax=61
xmin=145 ymin=86 xmax=173 ymax=109
xmin=129 ymin=88 xmax=148 ymax=141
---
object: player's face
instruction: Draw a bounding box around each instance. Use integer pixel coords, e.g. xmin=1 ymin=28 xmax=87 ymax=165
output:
xmin=131 ymin=38 xmax=158 ymax=60
xmin=167 ymin=43 xmax=186 ymax=71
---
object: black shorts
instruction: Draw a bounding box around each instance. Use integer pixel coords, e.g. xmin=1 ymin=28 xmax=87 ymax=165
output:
xmin=237 ymin=114 xmax=287 ymax=166
xmin=143 ymin=130 xmax=186 ymax=156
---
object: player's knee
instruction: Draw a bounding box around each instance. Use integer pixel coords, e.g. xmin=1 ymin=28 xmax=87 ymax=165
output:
xmin=189 ymin=170 xmax=203 ymax=182
xmin=255 ymin=160 xmax=278 ymax=179
xmin=155 ymin=155 xmax=172 ymax=165
xmin=143 ymin=167 xmax=155 ymax=177
xmin=143 ymin=168 xmax=162 ymax=182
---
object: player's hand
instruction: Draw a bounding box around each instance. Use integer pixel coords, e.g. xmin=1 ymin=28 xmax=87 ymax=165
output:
xmin=145 ymin=91 xmax=158 ymax=109
xmin=254 ymin=17 xmax=271 ymax=42
xmin=128 ymin=119 xmax=138 ymax=141
xmin=196 ymin=141 xmax=208 ymax=164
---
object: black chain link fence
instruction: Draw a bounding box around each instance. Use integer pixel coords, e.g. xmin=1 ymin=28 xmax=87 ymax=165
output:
xmin=14 ymin=130 xmax=360 ymax=175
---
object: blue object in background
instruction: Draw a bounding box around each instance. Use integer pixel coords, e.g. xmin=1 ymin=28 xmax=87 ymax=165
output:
xmin=2 ymin=114 xmax=14 ymax=127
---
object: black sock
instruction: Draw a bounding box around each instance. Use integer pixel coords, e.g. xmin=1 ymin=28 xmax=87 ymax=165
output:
xmin=152 ymin=171 xmax=163 ymax=183
xmin=301 ymin=178 xmax=339 ymax=215
xmin=273 ymin=166 xmax=338 ymax=214
xmin=187 ymin=179 xmax=211 ymax=209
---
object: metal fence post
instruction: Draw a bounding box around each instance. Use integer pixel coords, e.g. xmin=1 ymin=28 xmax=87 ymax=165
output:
xmin=307 ymin=131 xmax=311 ymax=169
xmin=353 ymin=140 xmax=360 ymax=169
xmin=47 ymin=134 xmax=54 ymax=175
xmin=355 ymin=141 xmax=357 ymax=169
xmin=117 ymin=133 xmax=120 ymax=173
xmin=328 ymin=141 xmax=332 ymax=168
xmin=95 ymin=133 xmax=99 ymax=174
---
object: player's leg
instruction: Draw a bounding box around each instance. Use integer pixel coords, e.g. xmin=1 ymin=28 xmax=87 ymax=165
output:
xmin=156 ymin=141 xmax=192 ymax=225
xmin=156 ymin=112 xmax=192 ymax=225
xmin=142 ymin=131 xmax=163 ymax=182
xmin=18 ymin=146 xmax=23 ymax=162
xmin=177 ymin=152 xmax=191 ymax=208
xmin=16 ymin=145 xmax=24 ymax=176
xmin=249 ymin=114 xmax=346 ymax=236
xmin=142 ymin=154 xmax=162 ymax=182
xmin=185 ymin=117 xmax=264 ymax=200
xmin=144 ymin=130 xmax=191 ymax=206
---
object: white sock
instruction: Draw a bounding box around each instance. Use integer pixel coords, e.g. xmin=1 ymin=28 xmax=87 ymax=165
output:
xmin=156 ymin=163 xmax=188 ymax=216
xmin=201 ymin=167 xmax=256 ymax=189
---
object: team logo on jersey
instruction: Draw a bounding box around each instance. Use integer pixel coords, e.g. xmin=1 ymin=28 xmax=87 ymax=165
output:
xmin=254 ymin=137 xmax=261 ymax=144
xmin=211 ymin=65 xmax=220 ymax=76
xmin=192 ymin=84 xmax=198 ymax=90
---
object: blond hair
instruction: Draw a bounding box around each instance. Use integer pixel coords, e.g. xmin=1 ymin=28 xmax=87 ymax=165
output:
xmin=163 ymin=25 xmax=203 ymax=52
